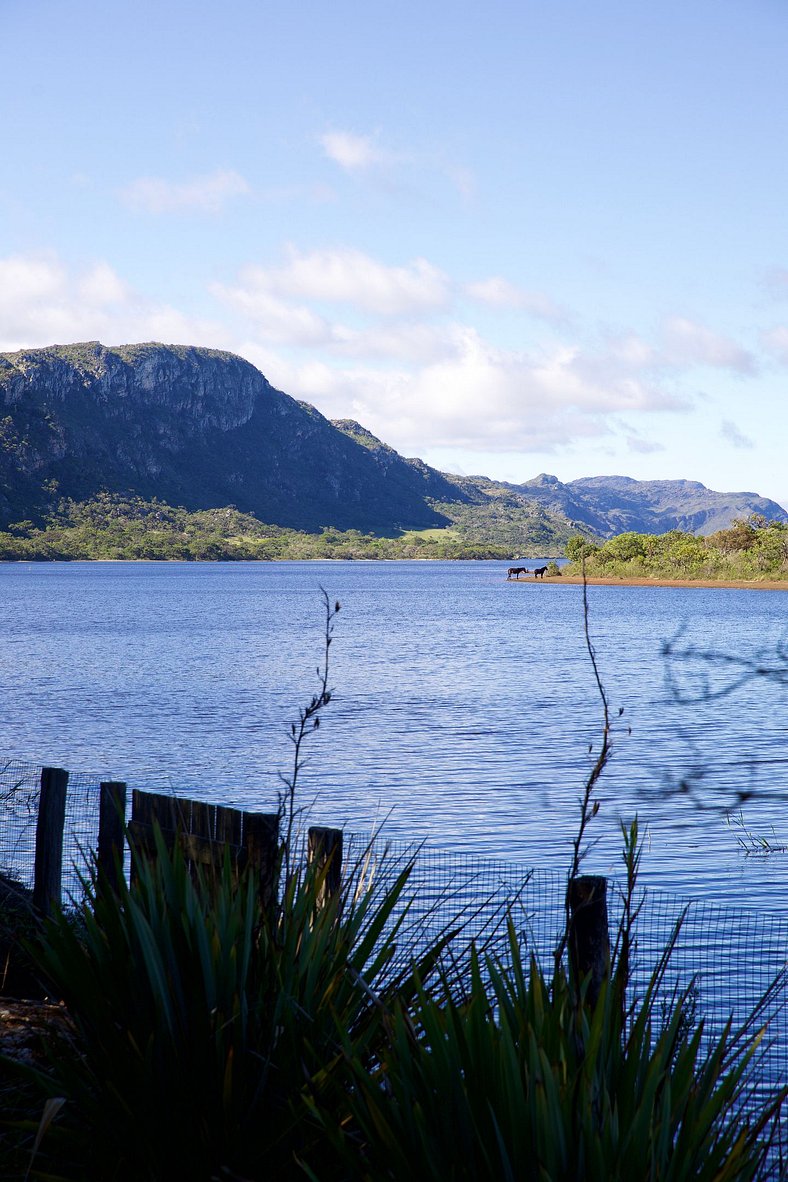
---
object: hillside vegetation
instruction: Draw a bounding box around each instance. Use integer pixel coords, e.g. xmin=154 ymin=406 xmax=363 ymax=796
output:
xmin=564 ymin=517 xmax=788 ymax=581
xmin=0 ymin=493 xmax=578 ymax=561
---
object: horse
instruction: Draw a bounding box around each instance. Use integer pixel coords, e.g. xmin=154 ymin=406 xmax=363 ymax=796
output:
xmin=533 ymin=565 xmax=548 ymax=579
xmin=507 ymin=566 xmax=530 ymax=579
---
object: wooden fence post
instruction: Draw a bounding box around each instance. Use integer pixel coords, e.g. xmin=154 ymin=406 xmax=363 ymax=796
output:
xmin=33 ymin=766 xmax=69 ymax=917
xmin=308 ymin=826 xmax=343 ymax=908
xmin=567 ymin=874 xmax=610 ymax=1008
xmin=98 ymin=781 xmax=127 ymax=885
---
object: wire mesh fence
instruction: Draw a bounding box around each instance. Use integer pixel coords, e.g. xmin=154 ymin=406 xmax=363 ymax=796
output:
xmin=0 ymin=757 xmax=112 ymax=901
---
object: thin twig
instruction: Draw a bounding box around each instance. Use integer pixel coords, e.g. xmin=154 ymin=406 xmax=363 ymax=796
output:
xmin=554 ymin=559 xmax=617 ymax=973
xmin=278 ymin=588 xmax=340 ymax=883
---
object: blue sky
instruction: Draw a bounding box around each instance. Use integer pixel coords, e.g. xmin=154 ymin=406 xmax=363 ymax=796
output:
xmin=3 ymin=0 xmax=788 ymax=506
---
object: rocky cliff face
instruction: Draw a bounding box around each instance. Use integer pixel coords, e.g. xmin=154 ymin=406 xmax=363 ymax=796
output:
xmin=0 ymin=342 xmax=459 ymax=531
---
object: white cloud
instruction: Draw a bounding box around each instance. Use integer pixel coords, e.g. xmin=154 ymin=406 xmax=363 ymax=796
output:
xmin=0 ymin=253 xmax=223 ymax=354
xmin=661 ymin=317 xmax=755 ymax=374
xmin=211 ymin=280 xmax=336 ymax=347
xmin=320 ymin=131 xmax=391 ymax=171
xmin=250 ymin=328 xmax=689 ymax=455
xmin=464 ymin=277 xmax=568 ymax=324
xmin=78 ymin=261 xmax=129 ymax=306
xmin=319 ymin=129 xmax=476 ymax=201
xmin=1 ymin=247 xmax=767 ymax=472
xmin=120 ymin=169 xmax=250 ymax=214
xmin=0 ymin=255 xmax=65 ymax=305
xmin=217 ymin=247 xmax=452 ymax=317
xmin=720 ymin=419 xmax=754 ymax=450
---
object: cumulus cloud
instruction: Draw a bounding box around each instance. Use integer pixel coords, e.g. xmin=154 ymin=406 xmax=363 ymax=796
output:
xmin=661 ymin=317 xmax=755 ymax=374
xmin=120 ymin=169 xmax=251 ymax=214
xmin=215 ymin=247 xmax=452 ymax=318
xmin=0 ymin=253 xmax=222 ymax=354
xmin=1 ymin=246 xmax=760 ymax=468
xmin=0 ymin=255 xmax=64 ymax=305
xmin=245 ymin=326 xmax=689 ymax=456
xmin=720 ymin=419 xmax=754 ymax=449
xmin=206 ymin=247 xmax=711 ymax=454
xmin=320 ymin=131 xmax=391 ymax=171
xmin=78 ymin=261 xmax=129 ymax=306
xmin=211 ymin=281 xmax=336 ymax=347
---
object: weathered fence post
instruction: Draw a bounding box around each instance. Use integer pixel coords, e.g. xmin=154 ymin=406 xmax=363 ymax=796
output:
xmin=308 ymin=826 xmax=343 ymax=908
xmin=33 ymin=766 xmax=69 ymax=917
xmin=567 ymin=874 xmax=610 ymax=1008
xmin=98 ymin=781 xmax=127 ymax=884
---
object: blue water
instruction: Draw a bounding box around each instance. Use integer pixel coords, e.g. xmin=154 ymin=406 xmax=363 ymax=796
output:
xmin=2 ymin=560 xmax=788 ymax=908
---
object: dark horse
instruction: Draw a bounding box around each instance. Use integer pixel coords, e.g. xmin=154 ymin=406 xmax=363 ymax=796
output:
xmin=507 ymin=566 xmax=530 ymax=579
xmin=533 ymin=566 xmax=548 ymax=579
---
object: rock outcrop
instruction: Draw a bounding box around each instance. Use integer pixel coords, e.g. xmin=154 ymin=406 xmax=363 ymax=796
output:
xmin=0 ymin=342 xmax=468 ymax=531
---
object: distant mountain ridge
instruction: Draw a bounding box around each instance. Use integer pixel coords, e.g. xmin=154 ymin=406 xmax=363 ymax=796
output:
xmin=0 ymin=341 xmax=784 ymax=544
xmin=514 ymin=473 xmax=788 ymax=537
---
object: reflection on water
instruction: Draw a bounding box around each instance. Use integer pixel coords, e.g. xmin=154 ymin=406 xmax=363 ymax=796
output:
xmin=2 ymin=560 xmax=788 ymax=910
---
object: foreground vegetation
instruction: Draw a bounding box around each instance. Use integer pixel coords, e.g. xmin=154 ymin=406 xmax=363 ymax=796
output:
xmin=1 ymin=825 xmax=782 ymax=1181
xmin=565 ymin=516 xmax=788 ymax=581
xmin=0 ymin=492 xmax=582 ymax=561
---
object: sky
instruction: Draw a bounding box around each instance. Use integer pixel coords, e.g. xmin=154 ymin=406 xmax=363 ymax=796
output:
xmin=3 ymin=0 xmax=788 ymax=507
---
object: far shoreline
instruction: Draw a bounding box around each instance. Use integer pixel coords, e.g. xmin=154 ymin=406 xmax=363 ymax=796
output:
xmin=1 ymin=557 xmax=787 ymax=590
xmin=512 ymin=574 xmax=788 ymax=591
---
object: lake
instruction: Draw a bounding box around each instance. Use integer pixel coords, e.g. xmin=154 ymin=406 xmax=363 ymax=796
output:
xmin=2 ymin=559 xmax=788 ymax=910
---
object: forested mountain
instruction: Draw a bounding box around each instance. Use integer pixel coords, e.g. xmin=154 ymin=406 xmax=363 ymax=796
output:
xmin=0 ymin=342 xmax=467 ymax=533
xmin=0 ymin=342 xmax=783 ymax=548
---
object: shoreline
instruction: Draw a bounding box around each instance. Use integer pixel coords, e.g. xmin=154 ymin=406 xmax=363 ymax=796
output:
xmin=511 ymin=575 xmax=788 ymax=591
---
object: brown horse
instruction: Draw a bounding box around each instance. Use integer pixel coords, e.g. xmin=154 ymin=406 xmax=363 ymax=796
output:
xmin=533 ymin=566 xmax=548 ymax=579
xmin=507 ymin=566 xmax=530 ymax=579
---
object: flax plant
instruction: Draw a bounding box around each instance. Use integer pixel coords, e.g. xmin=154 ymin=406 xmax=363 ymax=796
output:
xmin=18 ymin=831 xmax=446 ymax=1181
xmin=315 ymin=824 xmax=785 ymax=1182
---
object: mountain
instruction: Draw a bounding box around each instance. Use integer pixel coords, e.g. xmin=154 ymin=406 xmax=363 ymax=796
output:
xmin=0 ymin=341 xmax=470 ymax=533
xmin=0 ymin=341 xmax=783 ymax=545
xmin=513 ymin=473 xmax=788 ymax=538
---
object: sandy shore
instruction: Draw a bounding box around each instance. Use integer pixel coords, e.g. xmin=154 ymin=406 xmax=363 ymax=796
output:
xmin=508 ymin=575 xmax=788 ymax=591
